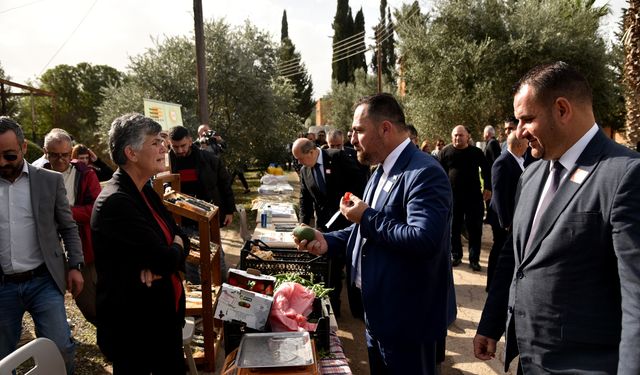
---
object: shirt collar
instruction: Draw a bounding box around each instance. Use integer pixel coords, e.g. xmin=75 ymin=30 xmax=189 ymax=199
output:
xmin=315 ymin=147 xmax=324 ymax=166
xmin=556 ymin=123 xmax=599 ymax=172
xmin=507 ymin=150 xmax=525 ymax=171
xmin=381 ymin=138 xmax=411 ymax=176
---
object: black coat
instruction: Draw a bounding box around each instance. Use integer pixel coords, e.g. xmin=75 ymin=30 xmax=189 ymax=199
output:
xmin=91 ymin=169 xmax=189 ymax=371
xmin=299 ymin=148 xmax=366 ymax=231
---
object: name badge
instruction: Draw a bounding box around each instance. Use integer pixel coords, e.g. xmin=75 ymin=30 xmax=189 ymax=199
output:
xmin=326 ymin=169 xmax=331 ymax=174
xmin=570 ymin=168 xmax=588 ymax=184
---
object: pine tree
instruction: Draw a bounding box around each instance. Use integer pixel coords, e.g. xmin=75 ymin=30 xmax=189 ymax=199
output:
xmin=281 ymin=10 xmax=289 ymax=41
xmin=371 ymin=0 xmax=395 ymax=83
xmin=278 ymin=10 xmax=315 ymax=120
xmin=332 ymin=0 xmax=351 ymax=83
xmin=353 ymin=8 xmax=367 ymax=74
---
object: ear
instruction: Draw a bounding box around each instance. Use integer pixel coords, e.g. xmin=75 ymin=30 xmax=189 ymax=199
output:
xmin=381 ymin=120 xmax=392 ymax=134
xmin=124 ymin=145 xmax=137 ymax=162
xmin=21 ymin=141 xmax=28 ymax=155
xmin=554 ymin=97 xmax=572 ymax=124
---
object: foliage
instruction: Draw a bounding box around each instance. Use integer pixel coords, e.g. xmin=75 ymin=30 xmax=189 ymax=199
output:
xmin=278 ymin=10 xmax=315 ymax=121
xmin=371 ymin=0 xmax=397 ymax=85
xmin=96 ymin=19 xmax=302 ymax=170
xmin=0 ymin=62 xmax=20 ymax=118
xmin=332 ymin=0 xmax=352 ymax=84
xmin=324 ymin=69 xmax=396 ymax=131
xmin=622 ymin=2 xmax=640 ymax=144
xmin=395 ymin=0 xmax=624 ymax=141
xmin=352 ymin=9 xmax=368 ymax=74
xmin=18 ymin=63 xmax=124 ymax=146
xmin=24 ymin=139 xmax=44 ymax=163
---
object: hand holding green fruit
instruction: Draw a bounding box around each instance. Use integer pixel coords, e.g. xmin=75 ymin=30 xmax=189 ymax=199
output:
xmin=292 ymin=225 xmax=316 ymax=242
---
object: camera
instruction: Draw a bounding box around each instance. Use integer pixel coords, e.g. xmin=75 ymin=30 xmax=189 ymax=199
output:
xmin=199 ymin=130 xmax=218 ymax=146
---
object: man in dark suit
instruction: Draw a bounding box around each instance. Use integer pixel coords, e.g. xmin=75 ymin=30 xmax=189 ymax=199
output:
xmin=298 ymin=93 xmax=454 ymax=374
xmin=483 ymin=125 xmax=502 ymax=166
xmin=485 ymin=133 xmax=527 ymax=291
xmin=0 ymin=117 xmax=84 ymax=374
xmin=474 ymin=62 xmax=640 ymax=374
xmin=292 ymin=137 xmax=365 ymax=316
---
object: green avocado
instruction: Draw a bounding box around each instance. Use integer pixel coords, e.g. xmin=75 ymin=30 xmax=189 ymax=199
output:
xmin=292 ymin=226 xmax=316 ymax=242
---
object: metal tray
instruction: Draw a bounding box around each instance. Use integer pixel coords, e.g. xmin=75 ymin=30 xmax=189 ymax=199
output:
xmin=236 ymin=331 xmax=314 ymax=368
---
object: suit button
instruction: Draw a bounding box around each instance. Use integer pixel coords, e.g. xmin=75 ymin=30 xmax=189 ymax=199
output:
xmin=508 ymin=306 xmax=514 ymax=314
xmin=516 ymin=270 xmax=524 ymax=279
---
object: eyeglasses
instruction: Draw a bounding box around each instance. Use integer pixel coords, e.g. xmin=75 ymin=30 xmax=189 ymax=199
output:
xmin=47 ymin=152 xmax=71 ymax=159
xmin=1 ymin=154 xmax=18 ymax=161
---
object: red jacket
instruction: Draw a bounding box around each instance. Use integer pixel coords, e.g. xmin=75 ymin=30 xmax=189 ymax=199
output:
xmin=70 ymin=161 xmax=101 ymax=264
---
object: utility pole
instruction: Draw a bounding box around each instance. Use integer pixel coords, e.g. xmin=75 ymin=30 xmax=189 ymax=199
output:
xmin=194 ymin=0 xmax=209 ymax=125
xmin=376 ymin=26 xmax=382 ymax=94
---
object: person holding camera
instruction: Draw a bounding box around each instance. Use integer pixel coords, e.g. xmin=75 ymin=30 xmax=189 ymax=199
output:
xmin=197 ymin=124 xmax=226 ymax=156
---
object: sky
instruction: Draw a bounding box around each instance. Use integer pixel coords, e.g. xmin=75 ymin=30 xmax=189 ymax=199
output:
xmin=0 ymin=0 xmax=627 ymax=99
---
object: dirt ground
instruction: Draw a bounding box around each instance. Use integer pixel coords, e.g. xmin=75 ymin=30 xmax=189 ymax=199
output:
xmin=220 ymin=171 xmax=518 ymax=375
xmin=18 ymin=171 xmax=517 ymax=374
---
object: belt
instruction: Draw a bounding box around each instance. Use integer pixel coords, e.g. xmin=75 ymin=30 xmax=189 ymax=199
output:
xmin=2 ymin=264 xmax=49 ymax=284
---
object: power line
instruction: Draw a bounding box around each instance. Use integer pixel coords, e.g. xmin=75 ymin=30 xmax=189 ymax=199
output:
xmin=39 ymin=0 xmax=100 ymax=75
xmin=332 ymin=30 xmax=366 ymax=48
xmin=0 ymin=0 xmax=48 ymax=15
xmin=277 ymin=57 xmax=302 ymax=70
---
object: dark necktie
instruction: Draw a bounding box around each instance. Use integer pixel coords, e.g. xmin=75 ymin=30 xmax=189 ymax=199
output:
xmin=366 ymin=165 xmax=384 ymax=205
xmin=313 ymin=163 xmax=326 ymax=193
xmin=351 ymin=165 xmax=384 ymax=286
xmin=525 ymin=160 xmax=565 ymax=252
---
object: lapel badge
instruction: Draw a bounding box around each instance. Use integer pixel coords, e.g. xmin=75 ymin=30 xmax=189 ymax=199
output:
xmin=570 ymin=168 xmax=588 ymax=184
xmin=326 ymin=169 xmax=331 ymax=174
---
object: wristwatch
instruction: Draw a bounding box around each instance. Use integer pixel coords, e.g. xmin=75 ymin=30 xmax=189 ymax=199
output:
xmin=70 ymin=263 xmax=84 ymax=272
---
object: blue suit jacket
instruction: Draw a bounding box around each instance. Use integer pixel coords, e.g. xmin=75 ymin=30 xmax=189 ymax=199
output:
xmin=325 ymin=143 xmax=454 ymax=344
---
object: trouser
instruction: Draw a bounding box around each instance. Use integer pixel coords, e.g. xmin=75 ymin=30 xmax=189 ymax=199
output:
xmin=486 ymin=224 xmax=508 ymax=291
xmin=327 ymin=256 xmax=344 ymax=317
xmin=451 ymin=195 xmax=484 ymax=262
xmin=366 ymin=327 xmax=436 ymax=375
xmin=0 ymin=272 xmax=75 ymax=374
xmin=74 ymin=262 xmax=97 ymax=325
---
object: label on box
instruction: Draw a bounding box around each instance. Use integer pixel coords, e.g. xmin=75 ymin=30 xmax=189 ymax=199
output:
xmin=214 ymin=283 xmax=273 ymax=330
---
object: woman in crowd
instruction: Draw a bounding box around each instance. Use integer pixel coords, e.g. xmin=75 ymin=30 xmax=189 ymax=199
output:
xmin=91 ymin=113 xmax=189 ymax=374
xmin=71 ymin=143 xmax=115 ymax=182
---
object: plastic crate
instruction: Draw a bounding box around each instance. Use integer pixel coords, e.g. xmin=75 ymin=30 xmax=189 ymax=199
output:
xmin=240 ymin=240 xmax=330 ymax=284
xmin=308 ymin=297 xmax=331 ymax=352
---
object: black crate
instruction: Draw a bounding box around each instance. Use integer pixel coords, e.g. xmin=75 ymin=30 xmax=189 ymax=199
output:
xmin=308 ymin=297 xmax=331 ymax=352
xmin=240 ymin=240 xmax=330 ymax=284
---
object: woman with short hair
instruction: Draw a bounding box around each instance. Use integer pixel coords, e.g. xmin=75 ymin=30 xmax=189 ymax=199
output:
xmin=91 ymin=113 xmax=188 ymax=374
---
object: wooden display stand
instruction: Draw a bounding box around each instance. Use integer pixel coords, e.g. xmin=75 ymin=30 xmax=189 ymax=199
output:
xmin=153 ymin=173 xmax=223 ymax=372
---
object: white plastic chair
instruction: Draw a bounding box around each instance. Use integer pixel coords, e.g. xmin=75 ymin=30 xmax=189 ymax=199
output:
xmin=183 ymin=317 xmax=198 ymax=375
xmin=0 ymin=337 xmax=66 ymax=375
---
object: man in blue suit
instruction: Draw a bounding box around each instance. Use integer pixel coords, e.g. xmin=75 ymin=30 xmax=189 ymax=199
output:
xmin=298 ymin=93 xmax=454 ymax=374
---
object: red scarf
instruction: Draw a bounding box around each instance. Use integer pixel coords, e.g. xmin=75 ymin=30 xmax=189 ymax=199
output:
xmin=141 ymin=192 xmax=183 ymax=312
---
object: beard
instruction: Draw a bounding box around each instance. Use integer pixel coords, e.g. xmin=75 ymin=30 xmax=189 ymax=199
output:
xmin=0 ymin=162 xmax=23 ymax=181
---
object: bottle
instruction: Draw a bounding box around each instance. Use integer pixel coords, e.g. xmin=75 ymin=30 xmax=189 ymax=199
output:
xmin=266 ymin=205 xmax=273 ymax=225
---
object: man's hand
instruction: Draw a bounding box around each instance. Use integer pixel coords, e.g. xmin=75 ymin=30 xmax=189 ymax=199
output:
xmin=224 ymin=214 xmax=233 ymax=226
xmin=340 ymin=194 xmax=369 ymax=224
xmin=473 ymin=333 xmax=497 ymax=360
xmin=67 ymin=269 xmax=84 ymax=298
xmin=483 ymin=189 xmax=492 ymax=202
xmin=140 ymin=269 xmax=162 ymax=287
xmin=294 ymin=227 xmax=328 ymax=256
xmin=88 ymin=148 xmax=98 ymax=162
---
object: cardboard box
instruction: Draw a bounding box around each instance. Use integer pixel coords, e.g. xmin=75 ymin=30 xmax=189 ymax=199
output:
xmin=227 ymin=268 xmax=276 ymax=296
xmin=214 ymin=283 xmax=273 ymax=330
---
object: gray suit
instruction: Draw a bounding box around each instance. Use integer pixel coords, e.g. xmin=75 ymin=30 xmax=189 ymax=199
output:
xmin=478 ymin=130 xmax=640 ymax=374
xmin=27 ymin=163 xmax=83 ymax=293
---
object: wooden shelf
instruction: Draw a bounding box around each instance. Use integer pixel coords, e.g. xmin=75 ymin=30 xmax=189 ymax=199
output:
xmin=152 ymin=174 xmax=223 ymax=372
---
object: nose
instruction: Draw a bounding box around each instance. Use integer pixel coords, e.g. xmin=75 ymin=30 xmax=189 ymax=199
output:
xmin=350 ymin=132 xmax=358 ymax=145
xmin=515 ymin=120 xmax=527 ymax=139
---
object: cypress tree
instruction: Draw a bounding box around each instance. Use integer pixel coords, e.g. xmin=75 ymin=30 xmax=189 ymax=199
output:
xmin=353 ymin=8 xmax=367 ymax=74
xmin=278 ymin=10 xmax=315 ymax=120
xmin=332 ymin=0 xmax=351 ymax=83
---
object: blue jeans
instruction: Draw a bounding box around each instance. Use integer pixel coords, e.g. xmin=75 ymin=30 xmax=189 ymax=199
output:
xmin=0 ymin=273 xmax=75 ymax=374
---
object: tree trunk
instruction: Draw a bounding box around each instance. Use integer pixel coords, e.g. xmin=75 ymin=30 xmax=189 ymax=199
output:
xmin=623 ymin=0 xmax=640 ymax=148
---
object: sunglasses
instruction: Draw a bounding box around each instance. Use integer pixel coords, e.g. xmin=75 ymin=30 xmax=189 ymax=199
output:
xmin=1 ymin=154 xmax=18 ymax=161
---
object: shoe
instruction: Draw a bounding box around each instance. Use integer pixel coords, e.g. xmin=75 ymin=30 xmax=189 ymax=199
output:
xmin=452 ymin=258 xmax=462 ymax=267
xmin=470 ymin=261 xmax=482 ymax=271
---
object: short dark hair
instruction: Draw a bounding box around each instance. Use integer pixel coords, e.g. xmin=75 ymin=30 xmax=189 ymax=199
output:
xmin=168 ymin=126 xmax=190 ymax=141
xmin=354 ymin=93 xmax=406 ymax=130
xmin=513 ymin=61 xmax=592 ymax=105
xmin=0 ymin=116 xmax=25 ymax=144
xmin=109 ymin=113 xmax=162 ymax=166
xmin=406 ymin=124 xmax=418 ymax=138
xmin=71 ymin=144 xmax=90 ymax=159
xmin=504 ymin=115 xmax=517 ymax=125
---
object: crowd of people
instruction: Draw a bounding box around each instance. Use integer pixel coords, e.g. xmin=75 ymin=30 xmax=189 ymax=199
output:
xmin=1 ymin=60 xmax=639 ymax=375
